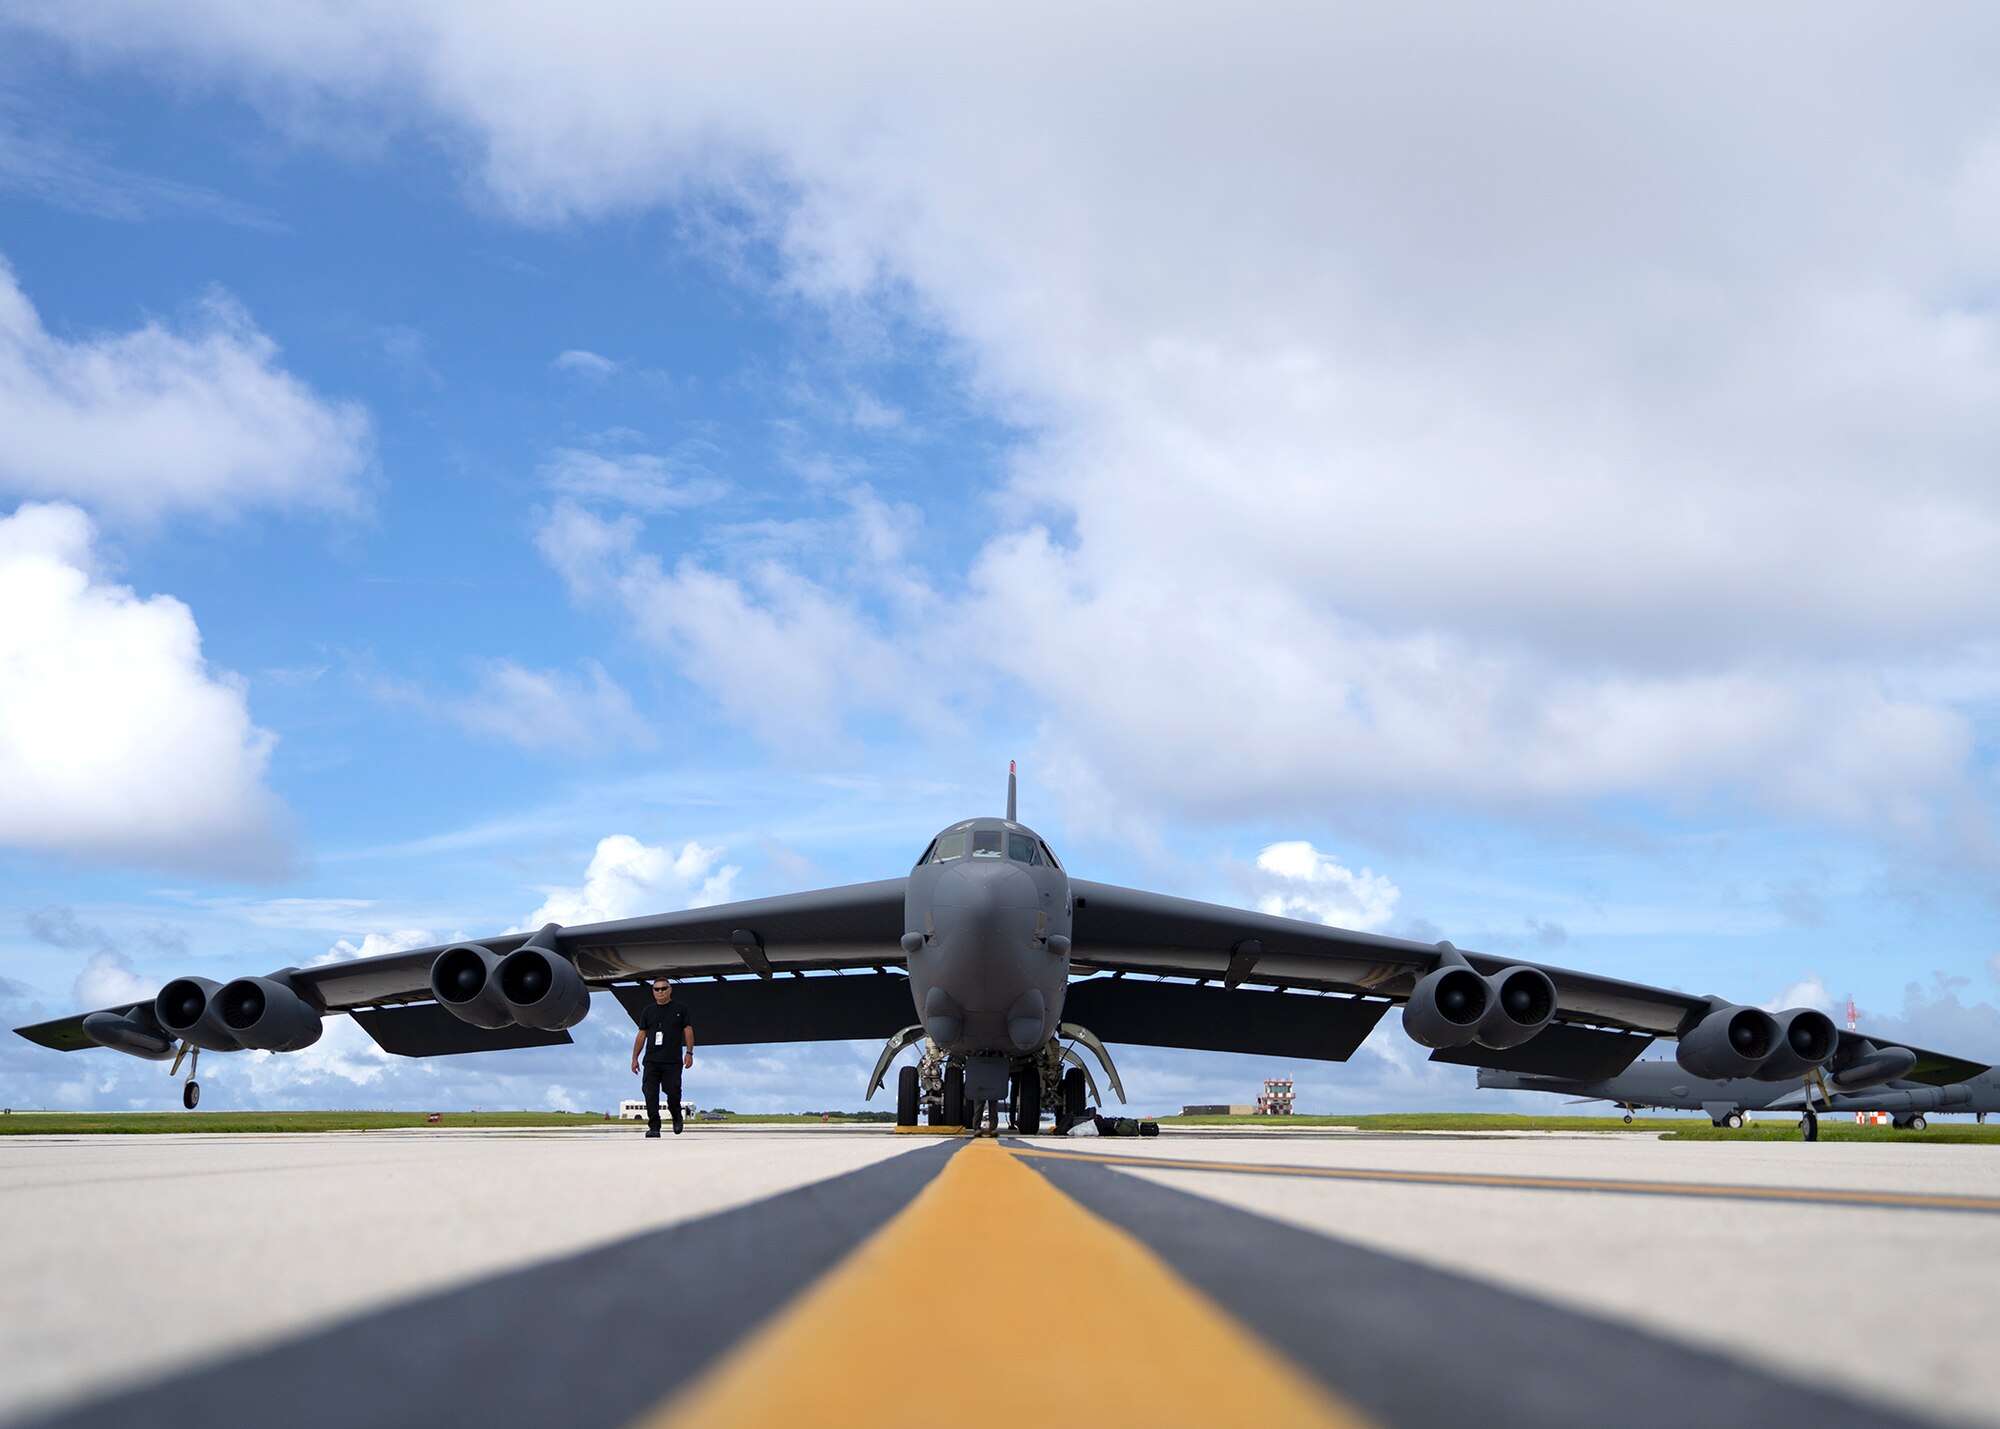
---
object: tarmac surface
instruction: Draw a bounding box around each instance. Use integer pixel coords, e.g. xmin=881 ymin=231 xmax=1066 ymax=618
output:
xmin=3 ymin=1124 xmax=1996 ymax=1428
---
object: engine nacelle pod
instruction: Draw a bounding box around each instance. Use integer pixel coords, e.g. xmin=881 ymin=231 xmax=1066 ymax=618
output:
xmin=1475 ymin=966 xmax=1557 ymax=1050
xmin=216 ymin=976 xmax=325 ymax=1052
xmin=1830 ymin=1044 xmax=1917 ymax=1092
xmin=1403 ymin=965 xmax=1490 ymax=1049
xmin=1755 ymin=1008 xmax=1839 ymax=1081
xmin=429 ymin=945 xmax=514 ymax=1029
xmin=154 ymin=976 xmax=242 ymax=1051
xmin=1676 ymin=1004 xmax=1777 ymax=1079
xmin=81 ymin=1007 xmax=177 ymax=1060
xmin=495 ymin=946 xmax=589 ymax=1031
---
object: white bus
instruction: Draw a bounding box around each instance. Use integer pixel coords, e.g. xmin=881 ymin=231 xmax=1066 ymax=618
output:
xmin=619 ymin=1099 xmax=695 ymax=1121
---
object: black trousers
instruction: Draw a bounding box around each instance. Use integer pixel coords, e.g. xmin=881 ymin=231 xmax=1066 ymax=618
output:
xmin=642 ymin=1061 xmax=683 ymax=1133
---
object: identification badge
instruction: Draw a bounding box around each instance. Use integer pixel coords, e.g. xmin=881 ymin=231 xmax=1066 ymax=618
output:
xmin=654 ymin=1032 xmax=664 ymax=1046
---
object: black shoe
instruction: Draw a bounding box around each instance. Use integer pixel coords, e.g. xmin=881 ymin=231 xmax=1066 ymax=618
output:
xmin=645 ymin=1129 xmax=660 ymax=1138
xmin=672 ymin=1126 xmax=683 ymax=1135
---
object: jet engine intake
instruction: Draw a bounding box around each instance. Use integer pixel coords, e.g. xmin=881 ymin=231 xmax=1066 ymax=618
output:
xmin=1402 ymin=965 xmax=1490 ymax=1049
xmin=216 ymin=976 xmax=324 ymax=1053
xmin=1474 ymin=966 xmax=1558 ymax=1050
xmin=1754 ymin=1008 xmax=1839 ymax=1081
xmin=1675 ymin=1004 xmax=1777 ymax=1080
xmin=154 ymin=977 xmax=241 ymax=1052
xmin=495 ymin=943 xmax=590 ymax=1031
xmin=428 ymin=945 xmax=514 ymax=1028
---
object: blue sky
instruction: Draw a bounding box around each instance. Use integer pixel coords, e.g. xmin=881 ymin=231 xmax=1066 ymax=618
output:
xmin=4 ymin=5 xmax=2000 ymax=1116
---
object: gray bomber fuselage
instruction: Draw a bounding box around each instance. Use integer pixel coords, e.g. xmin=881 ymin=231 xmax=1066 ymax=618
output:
xmin=902 ymin=817 xmax=1072 ymax=1060
xmin=1482 ymin=1060 xmax=2000 ymax=1116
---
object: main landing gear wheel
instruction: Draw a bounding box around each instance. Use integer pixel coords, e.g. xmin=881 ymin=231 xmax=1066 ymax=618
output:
xmin=1012 ymin=1069 xmax=1042 ymax=1136
xmin=896 ymin=1065 xmax=919 ymax=1127
xmin=183 ymin=1081 xmax=200 ymax=1110
xmin=1062 ymin=1066 xmax=1087 ymax=1123
xmin=1799 ymin=1110 xmax=1819 ymax=1142
xmin=1909 ymin=1113 xmax=1928 ymax=1132
xmin=941 ymin=1066 xmax=965 ymax=1127
xmin=1724 ymin=1112 xmax=1744 ymax=1130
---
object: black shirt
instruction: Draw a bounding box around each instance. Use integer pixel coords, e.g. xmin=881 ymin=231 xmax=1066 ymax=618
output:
xmin=639 ymin=1000 xmax=691 ymax=1064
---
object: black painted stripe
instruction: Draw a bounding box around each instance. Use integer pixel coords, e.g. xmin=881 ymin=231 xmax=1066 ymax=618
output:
xmin=1022 ymin=1147 xmax=1943 ymax=1429
xmin=21 ymin=1144 xmax=955 ymax=1429
xmin=1016 ymin=1143 xmax=2000 ymax=1215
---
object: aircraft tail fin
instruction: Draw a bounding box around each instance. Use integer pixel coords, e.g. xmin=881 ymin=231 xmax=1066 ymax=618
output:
xmin=1007 ymin=759 xmax=1017 ymax=822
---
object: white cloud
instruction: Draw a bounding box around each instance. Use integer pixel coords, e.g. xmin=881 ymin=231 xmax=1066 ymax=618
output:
xmin=0 ymin=503 xmax=290 ymax=874
xmin=73 ymin=948 xmax=153 ymax=1008
xmin=311 ymin=929 xmax=435 ymax=967
xmin=21 ymin=6 xmax=2000 ymax=841
xmin=540 ymin=447 xmax=725 ymax=512
xmin=1764 ymin=975 xmax=1835 ymax=1016
xmin=0 ymin=257 xmax=368 ymax=519
xmin=551 ymin=348 xmax=618 ymax=378
xmin=523 ymin=833 xmax=739 ymax=928
xmin=1252 ymin=841 xmax=1400 ymax=932
xmin=378 ymin=658 xmax=655 ymax=754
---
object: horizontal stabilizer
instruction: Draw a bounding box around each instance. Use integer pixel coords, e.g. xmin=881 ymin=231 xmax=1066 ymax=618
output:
xmin=1063 ymin=979 xmax=1388 ymax=1062
xmin=610 ymin=971 xmax=914 ymax=1045
xmin=350 ymin=1004 xmax=574 ymax=1058
xmin=1431 ymin=1024 xmax=1652 ymax=1080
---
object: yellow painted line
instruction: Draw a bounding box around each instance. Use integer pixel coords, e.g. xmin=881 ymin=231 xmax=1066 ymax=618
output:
xmin=640 ymin=1139 xmax=1373 ymax=1429
xmin=1012 ymin=1146 xmax=2000 ymax=1214
xmin=890 ymin=1123 xmax=969 ymax=1135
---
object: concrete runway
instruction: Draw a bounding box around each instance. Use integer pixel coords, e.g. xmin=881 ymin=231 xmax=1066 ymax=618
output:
xmin=3 ymin=1125 xmax=1995 ymax=1428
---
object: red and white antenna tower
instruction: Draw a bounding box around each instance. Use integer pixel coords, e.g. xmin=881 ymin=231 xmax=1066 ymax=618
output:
xmin=1845 ymin=995 xmax=1858 ymax=1032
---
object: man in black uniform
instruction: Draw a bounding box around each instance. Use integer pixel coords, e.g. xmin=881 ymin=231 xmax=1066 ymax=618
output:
xmin=629 ymin=978 xmax=694 ymax=1137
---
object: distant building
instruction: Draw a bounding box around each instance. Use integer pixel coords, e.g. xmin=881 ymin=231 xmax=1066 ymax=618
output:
xmin=1182 ymin=1103 xmax=1262 ymax=1115
xmin=1257 ymin=1079 xmax=1295 ymax=1115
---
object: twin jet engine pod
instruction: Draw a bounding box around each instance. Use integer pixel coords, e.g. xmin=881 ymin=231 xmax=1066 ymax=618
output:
xmin=1674 ymin=1004 xmax=1775 ymax=1078
xmin=154 ymin=976 xmax=242 ymax=1052
xmin=1675 ymin=1003 xmax=1839 ymax=1081
xmin=1756 ymin=1007 xmax=1840 ymax=1081
xmin=494 ymin=945 xmax=590 ymax=1031
xmin=215 ymin=976 xmax=324 ymax=1053
xmin=428 ymin=935 xmax=590 ymax=1032
xmin=1402 ymin=959 xmax=1558 ymax=1051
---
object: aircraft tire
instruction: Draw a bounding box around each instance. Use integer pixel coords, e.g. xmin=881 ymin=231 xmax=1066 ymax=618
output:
xmin=1062 ymin=1066 xmax=1087 ymax=1121
xmin=1910 ymin=1114 xmax=1927 ymax=1132
xmin=1724 ymin=1112 xmax=1744 ymax=1129
xmin=1801 ymin=1111 xmax=1819 ymax=1142
xmin=942 ymin=1066 xmax=965 ymax=1127
xmin=1622 ymin=1113 xmax=1633 ymax=1124
xmin=183 ymin=1080 xmax=200 ymax=1111
xmin=896 ymin=1066 xmax=919 ymax=1127
xmin=1013 ymin=1069 xmax=1042 ymax=1135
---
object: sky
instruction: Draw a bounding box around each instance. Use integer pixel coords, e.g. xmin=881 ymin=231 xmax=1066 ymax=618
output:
xmin=4 ymin=3 xmax=2000 ymax=1117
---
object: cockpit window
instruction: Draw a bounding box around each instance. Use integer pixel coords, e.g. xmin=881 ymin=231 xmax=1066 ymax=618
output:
xmin=932 ymin=831 xmax=967 ymax=863
xmin=971 ymin=829 xmax=1005 ymax=858
xmin=1007 ymin=833 xmax=1040 ymax=864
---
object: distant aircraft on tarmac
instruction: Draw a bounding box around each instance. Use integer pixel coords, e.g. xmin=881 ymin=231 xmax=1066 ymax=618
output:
xmin=17 ymin=765 xmax=1980 ymax=1140
xmin=1479 ymin=1058 xmax=1997 ymax=1131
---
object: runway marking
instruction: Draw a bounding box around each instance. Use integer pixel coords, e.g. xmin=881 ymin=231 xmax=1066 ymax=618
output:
xmin=1011 ymin=1145 xmax=2000 ymax=1214
xmin=641 ymin=1139 xmax=1372 ymax=1428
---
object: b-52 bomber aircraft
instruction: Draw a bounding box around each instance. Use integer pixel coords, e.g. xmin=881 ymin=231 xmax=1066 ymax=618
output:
xmin=11 ymin=765 xmax=1939 ymax=1138
xmin=1480 ymin=1056 xmax=1998 ymax=1134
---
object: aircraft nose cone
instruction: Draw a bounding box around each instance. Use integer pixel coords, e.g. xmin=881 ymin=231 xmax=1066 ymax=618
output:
xmin=932 ymin=861 xmax=1037 ymax=912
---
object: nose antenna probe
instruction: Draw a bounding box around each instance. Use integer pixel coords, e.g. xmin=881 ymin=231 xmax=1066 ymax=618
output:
xmin=1006 ymin=759 xmax=1017 ymax=822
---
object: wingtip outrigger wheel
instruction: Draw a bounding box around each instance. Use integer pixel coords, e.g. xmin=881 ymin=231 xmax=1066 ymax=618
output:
xmin=171 ymin=1042 xmax=201 ymax=1110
